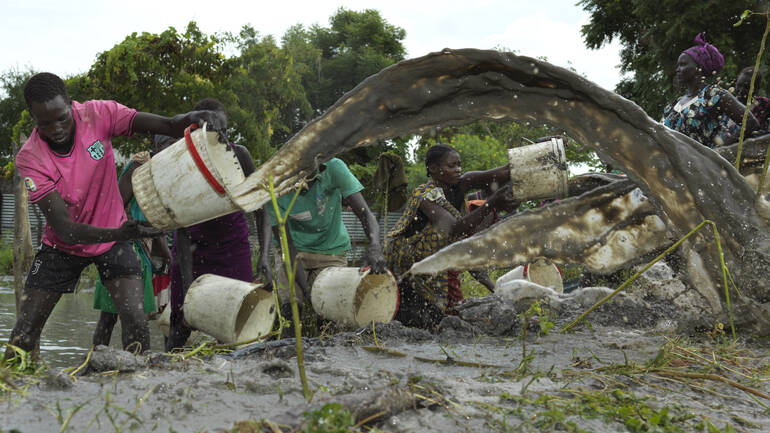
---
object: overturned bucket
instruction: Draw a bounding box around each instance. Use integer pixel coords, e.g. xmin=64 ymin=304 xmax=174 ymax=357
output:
xmin=508 ymin=137 xmax=568 ymax=201
xmin=183 ymin=274 xmax=276 ymax=344
xmin=132 ymin=123 xmax=246 ymax=230
xmin=495 ymin=258 xmax=564 ymax=293
xmin=311 ymin=267 xmax=399 ymax=327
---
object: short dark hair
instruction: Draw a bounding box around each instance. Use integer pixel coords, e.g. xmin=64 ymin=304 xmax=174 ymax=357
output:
xmin=152 ymin=134 xmax=176 ymax=153
xmin=24 ymin=72 xmax=68 ymax=108
xmin=425 ymin=144 xmax=458 ymax=176
xmin=193 ymin=98 xmax=227 ymax=116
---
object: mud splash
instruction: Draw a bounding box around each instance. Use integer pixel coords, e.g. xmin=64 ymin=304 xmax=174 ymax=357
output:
xmin=225 ymin=48 xmax=768 ymax=329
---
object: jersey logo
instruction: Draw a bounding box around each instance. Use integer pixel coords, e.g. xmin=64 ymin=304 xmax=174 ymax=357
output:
xmin=87 ymin=140 xmax=105 ymax=160
xmin=24 ymin=177 xmax=37 ymax=192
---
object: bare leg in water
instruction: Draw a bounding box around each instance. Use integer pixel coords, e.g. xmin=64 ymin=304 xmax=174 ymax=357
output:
xmin=166 ymin=309 xmax=192 ymax=351
xmin=102 ymin=276 xmax=149 ymax=352
xmin=6 ymin=279 xmax=148 ymax=361
xmin=6 ymin=287 xmax=61 ymax=361
xmin=92 ymin=312 xmax=119 ymax=346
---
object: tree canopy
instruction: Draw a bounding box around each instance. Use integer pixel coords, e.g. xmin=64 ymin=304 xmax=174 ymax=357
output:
xmin=1 ymin=7 xmax=600 ymax=206
xmin=283 ymin=8 xmax=406 ymax=115
xmin=580 ymin=0 xmax=769 ymax=118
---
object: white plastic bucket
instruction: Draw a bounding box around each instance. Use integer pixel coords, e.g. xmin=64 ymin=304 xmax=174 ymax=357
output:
xmin=508 ymin=137 xmax=568 ymax=201
xmin=495 ymin=258 xmax=563 ymax=293
xmin=157 ymin=306 xmax=171 ymax=337
xmin=183 ymin=274 xmax=276 ymax=344
xmin=156 ymin=306 xmax=200 ymax=346
xmin=311 ymin=267 xmax=399 ymax=327
xmin=132 ymin=123 xmax=246 ymax=230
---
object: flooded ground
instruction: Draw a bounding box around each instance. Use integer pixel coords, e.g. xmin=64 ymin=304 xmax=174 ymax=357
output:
xmin=0 ymin=280 xmax=165 ymax=367
xmin=2 ymin=298 xmax=770 ymax=432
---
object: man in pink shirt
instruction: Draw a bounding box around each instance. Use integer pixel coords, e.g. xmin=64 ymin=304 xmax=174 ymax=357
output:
xmin=7 ymin=72 xmax=225 ymax=358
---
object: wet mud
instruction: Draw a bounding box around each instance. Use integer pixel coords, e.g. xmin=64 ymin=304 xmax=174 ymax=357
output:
xmin=4 ymin=269 xmax=769 ymax=433
xmin=3 ymin=315 xmax=769 ymax=432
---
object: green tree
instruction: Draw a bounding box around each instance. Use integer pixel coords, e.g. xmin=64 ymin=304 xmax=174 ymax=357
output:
xmin=70 ymin=21 xmax=236 ymax=154
xmin=580 ymin=0 xmax=768 ymax=118
xmin=0 ymin=69 xmax=35 ymax=161
xmin=65 ymin=21 xmax=311 ymax=162
xmin=230 ymin=26 xmax=312 ymax=163
xmin=282 ymin=8 xmax=409 ymax=168
xmin=284 ymin=7 xmax=406 ymax=115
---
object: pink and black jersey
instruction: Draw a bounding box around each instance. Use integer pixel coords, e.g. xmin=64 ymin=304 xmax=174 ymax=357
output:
xmin=16 ymin=100 xmax=137 ymax=257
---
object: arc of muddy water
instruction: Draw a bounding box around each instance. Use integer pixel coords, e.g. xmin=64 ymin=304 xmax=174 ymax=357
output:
xmin=229 ymin=48 xmax=769 ymax=302
xmin=408 ymin=177 xmax=675 ymax=275
xmin=407 ymin=139 xmax=770 ymax=277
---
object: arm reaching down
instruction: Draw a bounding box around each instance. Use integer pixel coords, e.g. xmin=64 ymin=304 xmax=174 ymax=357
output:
xmin=344 ymin=192 xmax=386 ymax=273
xmin=37 ymin=191 xmax=161 ymax=244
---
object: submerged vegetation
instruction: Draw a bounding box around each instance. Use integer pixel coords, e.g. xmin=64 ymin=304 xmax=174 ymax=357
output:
xmin=211 ymin=332 xmax=769 ymax=433
xmin=0 ymin=343 xmax=44 ymax=396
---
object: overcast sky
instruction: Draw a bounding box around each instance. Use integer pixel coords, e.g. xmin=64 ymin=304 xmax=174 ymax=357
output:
xmin=3 ymin=0 xmax=624 ymax=91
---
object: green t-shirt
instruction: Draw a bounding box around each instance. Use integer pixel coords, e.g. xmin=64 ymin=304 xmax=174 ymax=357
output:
xmin=266 ymin=158 xmax=363 ymax=255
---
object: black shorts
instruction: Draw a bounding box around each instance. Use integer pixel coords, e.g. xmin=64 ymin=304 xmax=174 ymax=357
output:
xmin=25 ymin=241 xmax=142 ymax=293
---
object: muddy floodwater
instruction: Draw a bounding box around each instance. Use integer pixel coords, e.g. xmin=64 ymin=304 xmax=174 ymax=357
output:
xmin=0 ymin=280 xmax=165 ymax=367
xmin=2 ymin=295 xmax=770 ymax=432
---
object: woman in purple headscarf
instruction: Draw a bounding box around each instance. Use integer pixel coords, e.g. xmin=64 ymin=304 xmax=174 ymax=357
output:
xmin=662 ymin=33 xmax=759 ymax=148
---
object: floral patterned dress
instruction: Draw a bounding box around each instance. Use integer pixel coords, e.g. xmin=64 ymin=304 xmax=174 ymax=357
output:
xmin=662 ymin=84 xmax=733 ymax=148
xmin=721 ymin=95 xmax=770 ymax=139
xmin=384 ymin=181 xmax=464 ymax=311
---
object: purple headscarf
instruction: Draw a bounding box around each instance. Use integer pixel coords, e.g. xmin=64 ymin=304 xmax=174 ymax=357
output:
xmin=683 ymin=33 xmax=725 ymax=76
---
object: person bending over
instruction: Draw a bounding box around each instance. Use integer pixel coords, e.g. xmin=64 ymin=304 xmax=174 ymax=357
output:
xmin=6 ymin=72 xmax=224 ymax=359
xmin=258 ymin=157 xmax=386 ymax=334
xmin=91 ymin=148 xmax=172 ymax=347
xmin=384 ymin=144 xmax=518 ymax=330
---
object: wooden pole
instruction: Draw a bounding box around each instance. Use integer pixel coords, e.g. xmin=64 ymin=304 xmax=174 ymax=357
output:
xmin=12 ymin=133 xmax=34 ymax=316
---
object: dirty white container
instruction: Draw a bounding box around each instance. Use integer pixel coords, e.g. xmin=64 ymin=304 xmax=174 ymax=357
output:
xmin=156 ymin=307 xmax=200 ymax=345
xmin=132 ymin=123 xmax=246 ymax=230
xmin=495 ymin=258 xmax=564 ymax=293
xmin=157 ymin=306 xmax=171 ymax=337
xmin=311 ymin=267 xmax=399 ymax=327
xmin=183 ymin=274 xmax=276 ymax=344
xmin=508 ymin=137 xmax=568 ymax=201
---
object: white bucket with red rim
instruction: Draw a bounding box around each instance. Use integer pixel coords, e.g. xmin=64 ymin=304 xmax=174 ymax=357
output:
xmin=132 ymin=123 xmax=245 ymax=230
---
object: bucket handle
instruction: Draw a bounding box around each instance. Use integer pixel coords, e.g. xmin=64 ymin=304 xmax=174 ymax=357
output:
xmin=185 ymin=123 xmax=226 ymax=195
